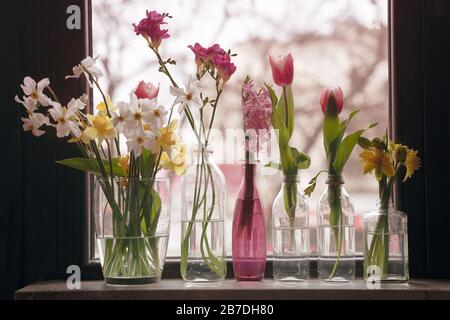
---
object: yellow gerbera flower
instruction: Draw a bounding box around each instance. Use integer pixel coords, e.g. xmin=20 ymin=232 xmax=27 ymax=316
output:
xmin=403 ymin=149 xmax=421 ymax=182
xmin=160 ymin=143 xmax=186 ymax=176
xmin=360 ymin=149 xmax=395 ymax=180
xmin=81 ymin=114 xmax=116 ymax=144
xmin=157 ymin=120 xmax=178 ymax=150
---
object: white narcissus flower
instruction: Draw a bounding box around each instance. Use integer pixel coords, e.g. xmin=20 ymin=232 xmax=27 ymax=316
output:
xmin=126 ymin=129 xmax=159 ymax=157
xmin=20 ymin=77 xmax=51 ymax=106
xmin=170 ymin=75 xmax=202 ymax=113
xmin=48 ymin=100 xmax=82 ymax=138
xmin=65 ymin=56 xmax=103 ymax=83
xmin=21 ymin=113 xmax=49 ymax=137
xmin=140 ymin=99 xmax=168 ymax=130
xmin=121 ymin=93 xmax=157 ymax=137
xmin=15 ymin=95 xmax=38 ymax=114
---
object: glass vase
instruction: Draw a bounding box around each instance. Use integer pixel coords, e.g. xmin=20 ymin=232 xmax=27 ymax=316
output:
xmin=94 ymin=176 xmax=171 ymax=285
xmin=272 ymin=175 xmax=310 ymax=282
xmin=232 ymin=162 xmax=266 ymax=281
xmin=363 ymin=203 xmax=409 ymax=283
xmin=180 ymin=145 xmax=227 ymax=282
xmin=317 ymin=176 xmax=355 ymax=282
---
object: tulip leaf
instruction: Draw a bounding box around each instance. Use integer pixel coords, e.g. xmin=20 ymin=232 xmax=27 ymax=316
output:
xmin=290 ymin=147 xmax=311 ymax=170
xmin=277 ymin=86 xmax=295 ymax=138
xmin=265 ymin=83 xmax=278 ymax=107
xmin=334 ymin=123 xmax=378 ymax=172
xmin=141 ymin=188 xmax=162 ymax=237
xmin=272 ymin=105 xmax=294 ymax=174
xmin=265 ymin=162 xmax=282 ymax=171
xmin=56 ymin=157 xmax=125 ymax=176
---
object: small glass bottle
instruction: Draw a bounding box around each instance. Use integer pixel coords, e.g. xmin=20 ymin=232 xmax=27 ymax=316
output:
xmin=272 ymin=175 xmax=310 ymax=282
xmin=232 ymin=160 xmax=266 ymax=281
xmin=317 ymin=176 xmax=356 ymax=282
xmin=180 ymin=145 xmax=227 ymax=282
xmin=363 ymin=201 xmax=409 ymax=283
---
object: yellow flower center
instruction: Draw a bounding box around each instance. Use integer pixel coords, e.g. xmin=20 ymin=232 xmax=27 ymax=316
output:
xmin=31 ymin=91 xmax=39 ymax=100
xmin=133 ymin=112 xmax=142 ymax=121
xmin=154 ymin=109 xmax=161 ymax=117
xmin=58 ymin=117 xmax=66 ymax=124
xmin=186 ymin=93 xmax=193 ymax=101
xmin=137 ymin=137 xmax=145 ymax=144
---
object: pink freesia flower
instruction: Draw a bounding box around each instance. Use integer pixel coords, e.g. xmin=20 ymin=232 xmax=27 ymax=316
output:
xmin=188 ymin=43 xmax=209 ymax=68
xmin=242 ymin=80 xmax=272 ymax=153
xmin=133 ymin=10 xmax=170 ymax=49
xmin=214 ymin=53 xmax=236 ymax=83
xmin=268 ymin=53 xmax=294 ymax=87
xmin=320 ymin=87 xmax=344 ymax=114
xmin=135 ymin=81 xmax=159 ymax=100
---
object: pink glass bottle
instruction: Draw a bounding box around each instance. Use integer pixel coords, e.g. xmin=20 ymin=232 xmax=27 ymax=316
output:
xmin=232 ymin=161 xmax=266 ymax=281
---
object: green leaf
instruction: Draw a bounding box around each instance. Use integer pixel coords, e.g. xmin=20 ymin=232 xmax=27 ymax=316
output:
xmin=334 ymin=123 xmax=378 ymax=172
xmin=272 ymin=104 xmax=294 ymax=174
xmin=277 ymin=86 xmax=295 ymax=138
xmin=56 ymin=158 xmax=125 ymax=176
xmin=265 ymin=162 xmax=282 ymax=170
xmin=139 ymin=149 xmax=156 ymax=179
xmin=141 ymin=189 xmax=162 ymax=237
xmin=290 ymin=147 xmax=311 ymax=170
xmin=265 ymin=83 xmax=278 ymax=107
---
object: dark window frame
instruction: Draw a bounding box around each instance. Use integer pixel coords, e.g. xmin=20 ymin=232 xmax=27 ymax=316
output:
xmin=2 ymin=0 xmax=449 ymax=299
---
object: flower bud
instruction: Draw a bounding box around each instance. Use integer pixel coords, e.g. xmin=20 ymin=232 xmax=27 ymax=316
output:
xmin=394 ymin=145 xmax=408 ymax=163
xmin=320 ymin=87 xmax=344 ymax=114
xmin=269 ymin=53 xmax=294 ymax=87
xmin=372 ymin=137 xmax=386 ymax=150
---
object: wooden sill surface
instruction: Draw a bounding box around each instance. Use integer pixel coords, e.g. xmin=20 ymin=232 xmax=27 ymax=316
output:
xmin=15 ymin=279 xmax=450 ymax=300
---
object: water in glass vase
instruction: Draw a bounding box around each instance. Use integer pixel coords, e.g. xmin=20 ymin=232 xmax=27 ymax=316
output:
xmin=272 ymin=226 xmax=310 ymax=282
xmin=365 ymin=231 xmax=408 ymax=282
xmin=318 ymin=224 xmax=355 ymax=282
xmin=181 ymin=219 xmax=226 ymax=282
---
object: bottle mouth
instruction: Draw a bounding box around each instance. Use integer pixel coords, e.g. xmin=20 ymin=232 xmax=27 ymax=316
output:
xmin=193 ymin=144 xmax=213 ymax=154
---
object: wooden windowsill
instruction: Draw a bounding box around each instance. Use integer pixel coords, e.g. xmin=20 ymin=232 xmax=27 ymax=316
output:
xmin=15 ymin=280 xmax=450 ymax=300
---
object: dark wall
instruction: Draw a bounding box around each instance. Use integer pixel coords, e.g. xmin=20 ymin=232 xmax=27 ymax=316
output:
xmin=0 ymin=0 xmax=89 ymax=299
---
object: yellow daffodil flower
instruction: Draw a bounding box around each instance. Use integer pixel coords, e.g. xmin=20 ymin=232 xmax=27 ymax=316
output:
xmin=403 ymin=149 xmax=421 ymax=182
xmin=157 ymin=120 xmax=178 ymax=150
xmin=96 ymin=96 xmax=115 ymax=115
xmin=360 ymin=149 xmax=395 ymax=180
xmin=118 ymin=155 xmax=130 ymax=176
xmin=160 ymin=143 xmax=187 ymax=176
xmin=81 ymin=114 xmax=116 ymax=144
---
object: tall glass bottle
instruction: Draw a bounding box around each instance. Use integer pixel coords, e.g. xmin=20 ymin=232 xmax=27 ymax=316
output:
xmin=272 ymin=175 xmax=310 ymax=281
xmin=317 ymin=176 xmax=356 ymax=282
xmin=232 ymin=159 xmax=266 ymax=281
xmin=180 ymin=145 xmax=227 ymax=282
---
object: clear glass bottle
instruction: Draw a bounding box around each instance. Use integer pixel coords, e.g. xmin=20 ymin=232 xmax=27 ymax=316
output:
xmin=180 ymin=145 xmax=227 ymax=282
xmin=317 ymin=176 xmax=355 ymax=282
xmin=232 ymin=162 xmax=266 ymax=281
xmin=363 ymin=202 xmax=409 ymax=283
xmin=272 ymin=175 xmax=310 ymax=282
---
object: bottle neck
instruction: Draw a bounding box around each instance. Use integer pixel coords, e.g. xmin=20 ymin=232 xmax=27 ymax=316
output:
xmin=377 ymin=199 xmax=394 ymax=212
xmin=283 ymin=175 xmax=299 ymax=186
xmin=193 ymin=144 xmax=213 ymax=164
xmin=326 ymin=174 xmax=344 ymax=186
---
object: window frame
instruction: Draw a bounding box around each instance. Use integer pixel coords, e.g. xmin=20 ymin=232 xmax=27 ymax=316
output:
xmin=3 ymin=0 xmax=449 ymax=298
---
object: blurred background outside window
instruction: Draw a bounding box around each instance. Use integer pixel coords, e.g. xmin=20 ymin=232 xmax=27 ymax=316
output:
xmin=93 ymin=0 xmax=389 ymax=257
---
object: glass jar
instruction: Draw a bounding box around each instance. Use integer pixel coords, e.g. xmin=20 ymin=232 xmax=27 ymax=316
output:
xmin=232 ymin=162 xmax=266 ymax=281
xmin=94 ymin=176 xmax=171 ymax=285
xmin=180 ymin=145 xmax=227 ymax=282
xmin=317 ymin=176 xmax=355 ymax=282
xmin=272 ymin=175 xmax=310 ymax=282
xmin=363 ymin=203 xmax=409 ymax=283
